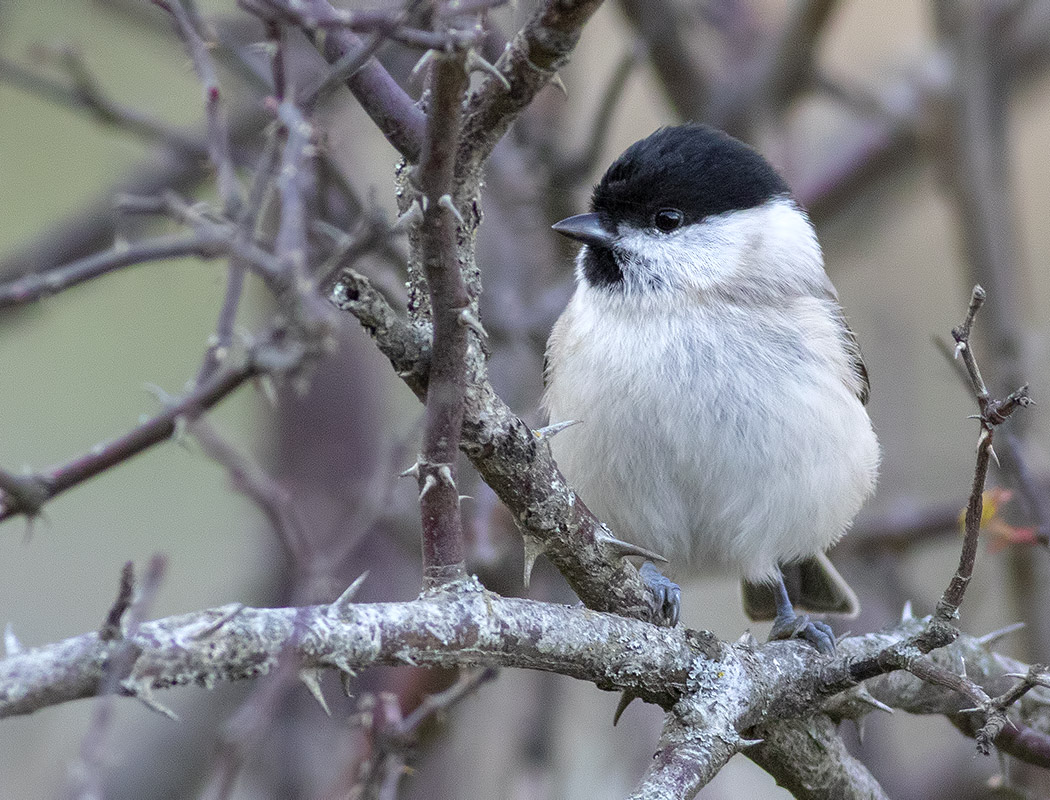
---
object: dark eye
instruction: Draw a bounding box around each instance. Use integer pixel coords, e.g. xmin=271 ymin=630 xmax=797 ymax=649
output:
xmin=653 ymin=208 xmax=683 ymax=232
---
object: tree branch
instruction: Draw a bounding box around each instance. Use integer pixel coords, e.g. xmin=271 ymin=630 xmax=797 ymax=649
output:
xmin=0 ymin=233 xmax=225 ymax=309
xmin=414 ymin=48 xmax=472 ymax=585
xmin=747 ymin=716 xmax=888 ymax=800
xmin=459 ymin=0 xmax=606 ymax=176
xmin=259 ymin=0 xmax=426 ymax=159
xmin=331 ymin=269 xmax=660 ymax=622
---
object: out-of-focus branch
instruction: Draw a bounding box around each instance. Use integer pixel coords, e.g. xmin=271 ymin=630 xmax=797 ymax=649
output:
xmin=348 ymin=667 xmax=498 ymax=798
xmin=0 ymin=356 xmax=258 ymax=522
xmin=548 ymin=44 xmax=640 ymax=189
xmin=0 ymin=97 xmax=267 ymax=279
xmin=615 ymin=0 xmax=708 ymax=121
xmin=460 ymin=0 xmax=606 ymax=176
xmin=190 ymin=419 xmax=311 ymax=562
xmin=258 ymin=0 xmax=426 ymax=159
xmin=0 ymin=51 xmax=202 ymax=153
xmin=154 ymin=0 xmax=244 ymax=216
xmin=761 ymin=0 xmax=840 ymax=107
xmin=0 ymin=233 xmax=225 ymax=309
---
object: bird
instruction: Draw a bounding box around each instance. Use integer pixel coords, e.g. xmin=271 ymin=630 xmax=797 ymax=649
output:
xmin=542 ymin=123 xmax=879 ymax=654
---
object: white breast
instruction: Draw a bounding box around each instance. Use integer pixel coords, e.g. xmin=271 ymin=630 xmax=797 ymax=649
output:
xmin=543 ymin=287 xmax=879 ymax=583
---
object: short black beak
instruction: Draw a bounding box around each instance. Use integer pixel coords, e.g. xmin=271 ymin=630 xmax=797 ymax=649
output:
xmin=551 ymin=213 xmax=614 ymax=248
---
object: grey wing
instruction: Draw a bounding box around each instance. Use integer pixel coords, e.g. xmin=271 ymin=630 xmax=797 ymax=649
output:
xmin=825 ymin=291 xmax=870 ymax=405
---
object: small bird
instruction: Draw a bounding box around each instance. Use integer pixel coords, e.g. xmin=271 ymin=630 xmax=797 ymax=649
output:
xmin=543 ymin=124 xmax=879 ymax=653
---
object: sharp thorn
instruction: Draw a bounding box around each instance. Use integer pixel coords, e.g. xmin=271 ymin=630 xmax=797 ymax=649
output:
xmin=549 ymin=72 xmax=567 ymax=96
xmin=340 ymin=669 xmax=356 ymax=698
xmin=533 ymin=419 xmax=581 ymax=439
xmin=736 ymin=630 xmax=758 ymax=648
xmin=901 ymin=600 xmax=914 ymax=622
xmin=522 ymin=534 xmax=546 ymax=589
xmin=172 ymin=415 xmax=191 ymax=450
xmin=954 ymin=341 xmax=966 ymax=359
xmin=613 ymin=690 xmax=637 ymax=726
xmin=410 ymin=49 xmax=438 ymax=82
xmin=393 ymin=199 xmax=424 ymax=231
xmin=419 ymin=473 xmax=438 ymax=501
xmin=457 ymin=307 xmax=488 ymax=340
xmin=257 ymin=375 xmax=278 ymax=407
xmin=597 ymin=531 xmax=667 ymax=563
xmin=737 ymin=736 xmax=764 ymax=748
xmin=123 ymin=681 xmax=179 ymax=721
xmin=191 ymin=603 xmax=245 ymax=640
xmin=143 ymin=382 xmax=175 ymax=405
xmin=22 ymin=514 xmax=38 ymax=544
xmin=399 ymin=461 xmax=421 ymax=479
xmin=989 ymin=444 xmax=1001 ymax=468
xmin=331 ymin=571 xmax=370 ymax=615
xmin=4 ymin=623 xmax=22 ymax=656
xmin=466 ymin=49 xmax=510 ymax=90
xmin=299 ymin=668 xmax=332 ymax=716
xmin=855 ymin=691 xmax=894 ymax=714
xmin=438 ymin=193 xmax=465 ymax=225
xmin=436 ymin=464 xmax=455 ymax=487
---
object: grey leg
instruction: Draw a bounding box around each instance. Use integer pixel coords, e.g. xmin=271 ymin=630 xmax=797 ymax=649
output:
xmin=768 ymin=570 xmax=836 ymax=654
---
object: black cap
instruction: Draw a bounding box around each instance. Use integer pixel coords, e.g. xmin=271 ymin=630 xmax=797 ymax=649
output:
xmin=591 ymin=124 xmax=790 ymax=229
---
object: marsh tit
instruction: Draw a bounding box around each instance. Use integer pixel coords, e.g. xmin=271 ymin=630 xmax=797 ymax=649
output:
xmin=543 ymin=124 xmax=879 ymax=653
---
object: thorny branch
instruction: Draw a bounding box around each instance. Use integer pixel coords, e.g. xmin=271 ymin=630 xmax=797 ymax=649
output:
xmin=414 ymin=44 xmax=472 ymax=585
xmin=0 ymin=359 xmax=258 ymax=522
xmin=154 ymin=0 xmax=243 ymax=216
xmin=1 ymin=0 xmax=1049 ymax=798
xmin=349 ymin=667 xmax=498 ymax=798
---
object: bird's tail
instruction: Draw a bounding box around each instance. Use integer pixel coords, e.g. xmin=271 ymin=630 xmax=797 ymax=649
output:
xmin=741 ymin=552 xmax=859 ymax=621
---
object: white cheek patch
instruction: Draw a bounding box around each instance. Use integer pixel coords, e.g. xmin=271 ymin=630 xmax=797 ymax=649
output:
xmin=609 ymin=198 xmax=825 ymax=296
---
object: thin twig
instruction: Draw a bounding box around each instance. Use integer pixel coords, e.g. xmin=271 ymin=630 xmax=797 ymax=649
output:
xmin=297 ymin=0 xmax=430 ymax=110
xmin=261 ymin=0 xmax=426 ymax=158
xmin=0 ymin=52 xmax=201 ymax=152
xmin=349 ymin=667 xmax=498 ymax=798
xmin=0 ymin=234 xmax=225 ymax=309
xmin=189 ymin=419 xmax=313 ymax=562
xmin=196 ymin=131 xmax=283 ymax=384
xmin=155 ymin=0 xmax=244 ymax=216
xmin=61 ymin=557 xmax=168 ymax=800
xmin=0 ymin=358 xmax=259 ymax=523
xmin=936 ymin=287 xmax=1032 ymax=620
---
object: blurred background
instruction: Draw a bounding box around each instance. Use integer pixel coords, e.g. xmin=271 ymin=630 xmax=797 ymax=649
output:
xmin=1 ymin=0 xmax=1050 ymax=797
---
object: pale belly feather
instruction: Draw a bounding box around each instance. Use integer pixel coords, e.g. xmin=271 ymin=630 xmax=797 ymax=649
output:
xmin=544 ymin=293 xmax=879 ymax=582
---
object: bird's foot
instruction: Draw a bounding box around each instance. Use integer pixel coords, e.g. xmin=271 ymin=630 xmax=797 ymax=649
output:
xmin=768 ymin=611 xmax=836 ymax=654
xmin=640 ymin=561 xmax=680 ymax=627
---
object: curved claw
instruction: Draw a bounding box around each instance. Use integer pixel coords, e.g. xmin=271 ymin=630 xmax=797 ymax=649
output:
xmin=639 ymin=561 xmax=681 ymax=627
xmin=769 ymin=613 xmax=836 ymax=654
